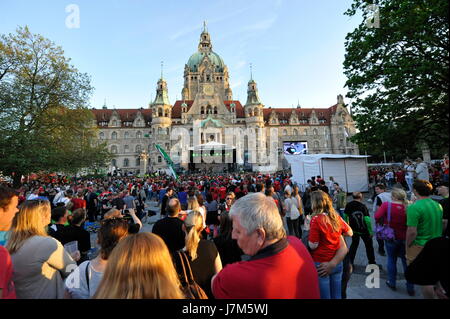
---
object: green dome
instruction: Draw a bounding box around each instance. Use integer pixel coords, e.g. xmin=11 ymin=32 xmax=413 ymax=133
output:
xmin=187 ymin=51 xmax=225 ymax=72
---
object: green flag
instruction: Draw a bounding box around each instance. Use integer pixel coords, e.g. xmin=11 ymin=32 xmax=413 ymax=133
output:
xmin=155 ymin=144 xmax=178 ymax=179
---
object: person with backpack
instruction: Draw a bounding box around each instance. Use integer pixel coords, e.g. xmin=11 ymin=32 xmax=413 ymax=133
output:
xmin=344 ymin=192 xmax=376 ymax=266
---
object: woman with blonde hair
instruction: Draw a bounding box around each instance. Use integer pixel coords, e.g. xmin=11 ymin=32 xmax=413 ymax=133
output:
xmin=375 ymin=187 xmax=415 ymax=295
xmin=175 ymin=211 xmax=222 ymax=298
xmin=187 ymin=196 xmax=206 ymax=230
xmin=6 ymin=200 xmax=77 ymax=299
xmin=94 ymin=232 xmax=184 ymax=299
xmin=308 ymin=190 xmax=353 ymax=299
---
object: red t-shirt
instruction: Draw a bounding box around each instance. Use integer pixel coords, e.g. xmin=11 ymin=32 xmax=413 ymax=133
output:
xmin=374 ymin=202 xmax=407 ymax=241
xmin=71 ymin=198 xmax=86 ymax=211
xmin=395 ymin=171 xmax=405 ymax=183
xmin=308 ymin=213 xmax=350 ymax=262
xmin=0 ymin=246 xmax=16 ymax=299
xmin=274 ymin=181 xmax=281 ymax=192
xmin=219 ymin=187 xmax=227 ymax=200
xmin=212 ymin=236 xmax=320 ymax=299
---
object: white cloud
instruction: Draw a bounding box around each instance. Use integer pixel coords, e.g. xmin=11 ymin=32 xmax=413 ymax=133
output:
xmin=234 ymin=60 xmax=247 ymax=70
xmin=231 ymin=80 xmax=243 ymax=89
xmin=244 ymin=16 xmax=277 ymax=32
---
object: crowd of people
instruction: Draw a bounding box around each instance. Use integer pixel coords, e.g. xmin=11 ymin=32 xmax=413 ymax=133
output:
xmin=368 ymin=155 xmax=449 ymax=193
xmin=0 ymin=156 xmax=448 ymax=299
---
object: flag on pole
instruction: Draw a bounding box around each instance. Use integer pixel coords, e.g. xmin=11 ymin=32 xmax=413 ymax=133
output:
xmin=155 ymin=144 xmax=178 ymax=179
xmin=344 ymin=127 xmax=349 ymax=138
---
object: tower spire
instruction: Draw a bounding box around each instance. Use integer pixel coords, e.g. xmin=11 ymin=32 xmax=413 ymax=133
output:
xmin=160 ymin=61 xmax=164 ymax=80
xmin=250 ymin=63 xmax=253 ymax=81
xmin=203 ymin=20 xmax=207 ymax=32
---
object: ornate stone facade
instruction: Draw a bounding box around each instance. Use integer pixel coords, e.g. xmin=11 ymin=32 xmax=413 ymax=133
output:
xmin=91 ymin=25 xmax=358 ymax=174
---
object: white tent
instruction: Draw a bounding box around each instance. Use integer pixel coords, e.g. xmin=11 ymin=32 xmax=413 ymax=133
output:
xmin=284 ymin=154 xmax=370 ymax=192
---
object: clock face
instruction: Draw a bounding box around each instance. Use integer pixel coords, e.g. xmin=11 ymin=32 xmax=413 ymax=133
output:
xmin=203 ymin=84 xmax=214 ymax=95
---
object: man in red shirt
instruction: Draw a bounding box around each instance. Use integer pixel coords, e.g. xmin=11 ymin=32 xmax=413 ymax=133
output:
xmin=70 ymin=190 xmax=87 ymax=211
xmin=0 ymin=185 xmax=19 ymax=299
xmin=212 ymin=193 xmax=320 ymax=299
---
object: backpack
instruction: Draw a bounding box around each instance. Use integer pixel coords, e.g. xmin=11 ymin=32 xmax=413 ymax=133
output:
xmin=176 ymin=251 xmax=208 ymax=299
xmin=349 ymin=210 xmax=368 ymax=234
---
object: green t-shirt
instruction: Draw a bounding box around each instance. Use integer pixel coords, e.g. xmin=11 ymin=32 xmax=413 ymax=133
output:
xmin=407 ymin=198 xmax=443 ymax=246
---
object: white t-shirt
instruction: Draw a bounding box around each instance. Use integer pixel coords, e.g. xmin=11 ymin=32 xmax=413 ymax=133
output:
xmin=284 ymin=184 xmax=293 ymax=194
xmin=65 ymin=261 xmax=104 ymax=299
xmin=404 ymin=165 xmax=415 ymax=179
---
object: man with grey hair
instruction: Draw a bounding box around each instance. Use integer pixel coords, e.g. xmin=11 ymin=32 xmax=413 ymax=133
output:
xmin=211 ymin=193 xmax=320 ymax=299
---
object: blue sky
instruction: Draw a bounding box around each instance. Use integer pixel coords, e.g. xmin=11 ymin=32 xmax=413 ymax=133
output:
xmin=1 ymin=0 xmax=363 ymax=110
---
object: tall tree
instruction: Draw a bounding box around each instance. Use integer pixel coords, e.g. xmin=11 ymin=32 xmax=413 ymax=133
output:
xmin=344 ymin=0 xmax=449 ymax=161
xmin=0 ymin=26 xmax=111 ymax=187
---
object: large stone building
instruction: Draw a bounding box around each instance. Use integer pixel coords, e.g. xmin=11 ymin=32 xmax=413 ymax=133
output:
xmin=92 ymin=25 xmax=358 ymax=174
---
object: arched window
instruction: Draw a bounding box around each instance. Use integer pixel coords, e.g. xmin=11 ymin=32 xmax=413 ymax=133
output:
xmin=293 ymin=129 xmax=298 ymax=136
xmin=254 ymin=108 xmax=258 ymax=117
xmin=214 ymin=107 xmax=218 ymax=114
xmin=136 ymin=131 xmax=142 ymax=139
xmin=165 ymin=110 xmax=170 ymax=117
xmin=313 ymin=129 xmax=318 ymax=136
xmin=124 ymin=145 xmax=129 ymax=153
xmin=166 ymin=128 xmax=170 ymax=135
xmin=201 ymin=106 xmax=205 ymax=114
xmin=283 ymin=129 xmax=288 ymax=136
xmin=207 ymin=106 xmax=212 ymax=114
xmin=136 ymin=158 xmax=140 ymax=166
xmin=158 ymin=127 xmax=162 ymax=135
xmin=158 ymin=156 xmax=162 ymax=163
xmin=124 ymin=131 xmax=129 ymax=139
xmin=304 ymin=129 xmax=308 ymax=135
xmin=99 ymin=132 xmax=105 ymax=139
xmin=112 ymin=120 xmax=117 ymax=126
xmin=111 ymin=159 xmax=117 ymax=167
xmin=136 ymin=145 xmax=142 ymax=153
xmin=123 ymin=158 xmax=129 ymax=167
xmin=111 ymin=131 xmax=118 ymax=140
xmin=158 ymin=108 xmax=163 ymax=117
xmin=111 ymin=145 xmax=118 ymax=154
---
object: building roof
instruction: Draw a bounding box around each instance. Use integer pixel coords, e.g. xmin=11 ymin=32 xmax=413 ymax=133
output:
xmin=91 ymin=108 xmax=152 ymax=126
xmin=187 ymin=51 xmax=225 ymax=72
xmin=223 ymin=100 xmax=244 ymax=118
xmin=172 ymin=100 xmax=194 ymax=118
xmin=263 ymin=105 xmax=337 ymax=125
xmin=91 ymin=103 xmax=340 ymax=126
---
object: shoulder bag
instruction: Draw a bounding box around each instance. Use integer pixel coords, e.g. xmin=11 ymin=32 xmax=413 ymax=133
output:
xmin=177 ymin=251 xmax=208 ymax=299
xmin=375 ymin=202 xmax=395 ymax=241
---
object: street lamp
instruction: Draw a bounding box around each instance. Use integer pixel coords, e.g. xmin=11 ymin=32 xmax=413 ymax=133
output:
xmin=381 ymin=141 xmax=387 ymax=163
xmin=140 ymin=150 xmax=150 ymax=177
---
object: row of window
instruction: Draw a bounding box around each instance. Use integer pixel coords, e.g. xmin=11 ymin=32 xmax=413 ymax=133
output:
xmin=101 ymin=127 xmax=349 ymax=141
xmin=100 ymin=119 xmax=145 ymax=127
xmin=110 ymin=143 xmax=171 ymax=154
xmin=100 ymin=127 xmax=172 ymax=140
xmin=272 ymin=118 xmax=327 ymax=125
xmin=111 ymin=156 xmax=163 ymax=168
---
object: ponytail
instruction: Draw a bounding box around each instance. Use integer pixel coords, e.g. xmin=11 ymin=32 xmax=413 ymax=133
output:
xmin=185 ymin=225 xmax=201 ymax=260
xmin=184 ymin=211 xmax=204 ymax=260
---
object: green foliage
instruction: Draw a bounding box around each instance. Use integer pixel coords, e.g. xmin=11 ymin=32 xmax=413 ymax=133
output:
xmin=0 ymin=26 xmax=112 ymax=186
xmin=344 ymin=0 xmax=449 ymax=160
